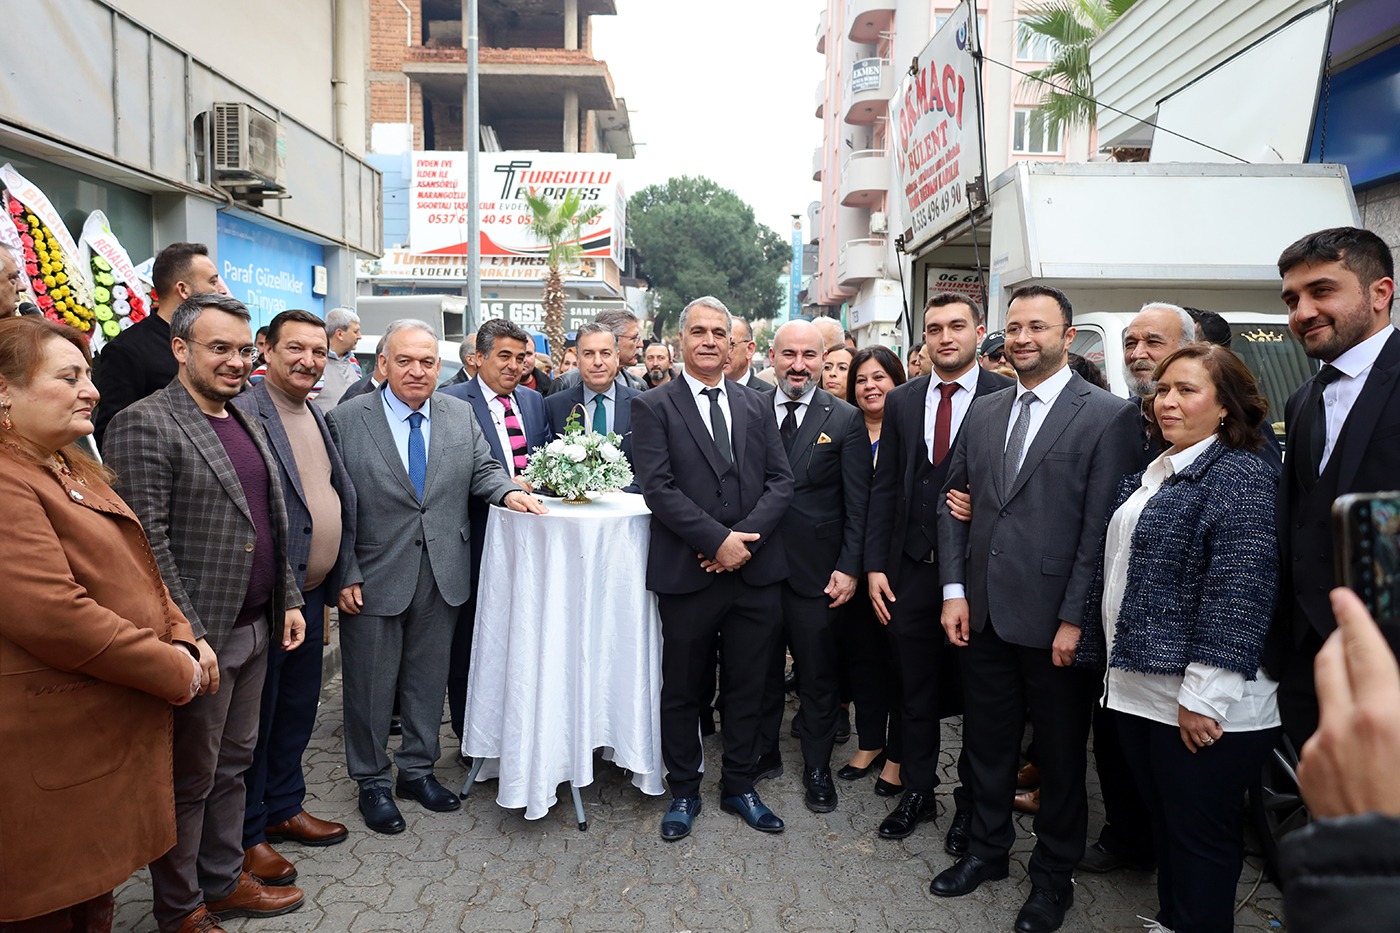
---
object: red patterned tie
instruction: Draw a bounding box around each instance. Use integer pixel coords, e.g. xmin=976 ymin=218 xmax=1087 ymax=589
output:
xmin=498 ymin=394 xmax=529 ymax=474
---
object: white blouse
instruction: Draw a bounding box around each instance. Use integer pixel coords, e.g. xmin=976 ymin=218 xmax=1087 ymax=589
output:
xmin=1100 ymin=436 xmax=1280 ymax=732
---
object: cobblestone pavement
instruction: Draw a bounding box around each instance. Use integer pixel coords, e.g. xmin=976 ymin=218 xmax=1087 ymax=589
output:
xmin=116 ymin=667 xmax=1287 ymax=933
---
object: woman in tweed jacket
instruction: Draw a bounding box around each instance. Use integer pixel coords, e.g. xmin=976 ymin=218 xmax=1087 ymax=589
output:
xmin=1080 ymin=344 xmax=1281 ymax=933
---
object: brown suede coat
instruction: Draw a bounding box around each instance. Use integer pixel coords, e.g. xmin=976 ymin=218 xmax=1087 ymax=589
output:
xmin=0 ymin=449 xmax=196 ymax=921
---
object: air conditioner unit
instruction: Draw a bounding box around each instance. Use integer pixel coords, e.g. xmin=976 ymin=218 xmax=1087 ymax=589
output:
xmin=870 ymin=211 xmax=888 ymax=235
xmin=210 ymin=102 xmax=287 ymax=192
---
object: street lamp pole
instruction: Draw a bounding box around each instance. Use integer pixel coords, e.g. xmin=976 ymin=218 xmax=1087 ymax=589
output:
xmin=466 ymin=0 xmax=481 ymax=330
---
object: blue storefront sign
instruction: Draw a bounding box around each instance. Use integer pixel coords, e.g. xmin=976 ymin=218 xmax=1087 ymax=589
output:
xmin=216 ymin=213 xmax=325 ymax=329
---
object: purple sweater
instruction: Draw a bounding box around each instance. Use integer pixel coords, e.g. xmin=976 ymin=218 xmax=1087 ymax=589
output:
xmin=207 ymin=412 xmax=276 ymax=626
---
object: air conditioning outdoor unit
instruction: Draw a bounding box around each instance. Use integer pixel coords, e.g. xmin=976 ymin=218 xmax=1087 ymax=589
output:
xmin=210 ymin=102 xmax=287 ymax=194
xmin=869 ymin=211 xmax=888 ymax=234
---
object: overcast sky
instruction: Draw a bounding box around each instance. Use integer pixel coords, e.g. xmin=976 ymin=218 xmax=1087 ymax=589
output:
xmin=592 ymin=0 xmax=826 ymax=241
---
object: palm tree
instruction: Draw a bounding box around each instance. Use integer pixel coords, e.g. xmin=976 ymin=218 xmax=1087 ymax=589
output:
xmin=1015 ymin=0 xmax=1138 ymax=133
xmin=522 ymin=189 xmax=605 ymax=367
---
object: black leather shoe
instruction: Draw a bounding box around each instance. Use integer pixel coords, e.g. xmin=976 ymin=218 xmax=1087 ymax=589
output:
xmin=929 ymin=854 xmax=1010 ymax=897
xmin=754 ymin=751 xmax=784 ymax=783
xmin=837 ymin=752 xmax=886 ymax=781
xmin=388 ymin=717 xmax=403 ymax=736
xmin=878 ymin=790 xmax=936 ymax=839
xmin=835 ymin=707 xmax=851 ymax=745
xmin=944 ymin=808 xmax=971 ymax=857
xmin=873 ymin=777 xmax=904 ymax=797
xmin=1078 ymin=840 xmax=1153 ymax=873
xmin=660 ymin=795 xmax=701 ymax=841
xmin=784 ymin=669 xmax=799 ymax=694
xmin=721 ymin=791 xmax=784 ymax=832
xmin=803 ymin=767 xmax=838 ymax=813
xmin=1014 ymin=886 xmax=1073 ymax=932
xmin=395 ymin=774 xmax=461 ymax=812
xmin=358 ymin=786 xmax=405 ymax=835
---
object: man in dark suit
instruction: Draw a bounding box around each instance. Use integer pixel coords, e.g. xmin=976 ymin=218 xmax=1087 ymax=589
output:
xmin=864 ymin=293 xmax=1013 ymax=847
xmin=105 ymin=293 xmax=308 ymax=932
xmin=1269 ymin=226 xmax=1400 ymax=750
xmin=327 ymin=319 xmax=545 ymax=835
xmin=439 ymin=317 xmax=550 ymax=740
xmin=753 ymin=320 xmax=868 ymax=813
xmin=343 ymin=335 xmax=386 ymax=402
xmin=552 ymin=309 xmax=647 ymax=393
xmin=932 ymin=285 xmax=1140 ymax=933
xmin=231 ymin=310 xmax=358 ymax=884
xmin=542 ymin=322 xmax=641 ymax=476
xmin=726 ymin=317 xmax=765 ymax=388
xmin=632 ymin=295 xmax=794 ymax=841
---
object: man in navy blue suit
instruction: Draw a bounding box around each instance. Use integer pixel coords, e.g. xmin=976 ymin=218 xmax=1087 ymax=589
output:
xmin=543 ymin=322 xmax=640 ymax=486
xmin=631 ymin=296 xmax=794 ymax=842
xmin=439 ymin=317 xmax=549 ymax=739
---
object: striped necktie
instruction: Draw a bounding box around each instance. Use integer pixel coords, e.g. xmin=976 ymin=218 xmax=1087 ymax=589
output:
xmin=498 ymin=394 xmax=529 ymax=474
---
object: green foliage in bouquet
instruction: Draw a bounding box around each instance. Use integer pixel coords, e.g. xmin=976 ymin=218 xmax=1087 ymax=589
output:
xmin=522 ymin=409 xmax=633 ymax=502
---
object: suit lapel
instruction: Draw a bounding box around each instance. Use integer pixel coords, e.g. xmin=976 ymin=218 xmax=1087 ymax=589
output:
xmin=669 ymin=378 xmax=727 ymax=478
xmin=169 ymin=387 xmax=253 ymax=522
xmin=252 ymin=386 xmax=308 ymax=510
xmin=1008 ymin=377 xmax=1086 ymax=501
xmin=362 ymin=394 xmax=418 ymax=500
xmin=903 ymin=375 xmax=930 ymax=477
xmin=422 ymin=396 xmax=447 ymax=501
xmin=1334 ymin=330 xmax=1400 ymax=492
xmin=789 ymin=391 xmax=832 ymax=478
xmin=728 ymin=380 xmax=748 ymax=468
xmin=987 ymin=387 xmax=1018 ymax=503
xmin=615 ymin=386 xmax=634 ymax=437
xmin=466 ymin=381 xmax=508 ymax=468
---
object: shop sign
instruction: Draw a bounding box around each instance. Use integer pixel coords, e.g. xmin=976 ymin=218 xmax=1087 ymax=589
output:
xmin=216 ymin=213 xmax=325 ymax=327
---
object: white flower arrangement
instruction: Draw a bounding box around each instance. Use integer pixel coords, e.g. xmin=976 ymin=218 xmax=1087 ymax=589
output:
xmin=522 ymin=409 xmax=633 ymax=502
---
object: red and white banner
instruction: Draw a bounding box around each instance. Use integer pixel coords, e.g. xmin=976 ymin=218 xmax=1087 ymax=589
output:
xmin=409 ymin=151 xmax=624 ymax=266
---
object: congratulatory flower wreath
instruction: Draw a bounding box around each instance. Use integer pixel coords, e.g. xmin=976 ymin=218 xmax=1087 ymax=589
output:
xmin=522 ymin=409 xmax=632 ymax=503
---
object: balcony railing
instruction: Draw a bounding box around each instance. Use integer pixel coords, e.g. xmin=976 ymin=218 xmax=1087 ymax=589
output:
xmin=839 ymin=149 xmax=888 ymax=207
xmin=838 ymin=237 xmax=887 ymax=286
xmin=844 ymin=59 xmax=892 ymax=125
xmin=848 ymin=0 xmax=895 ymax=45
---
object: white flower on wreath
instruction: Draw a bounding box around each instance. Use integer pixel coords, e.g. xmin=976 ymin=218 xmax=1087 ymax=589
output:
xmin=598 ymin=442 xmax=621 ymax=463
xmin=563 ymin=444 xmax=587 ymax=462
xmin=547 ymin=438 xmax=567 ymax=455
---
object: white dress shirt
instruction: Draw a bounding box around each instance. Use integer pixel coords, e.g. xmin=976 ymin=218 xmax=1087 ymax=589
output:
xmin=1320 ymin=325 xmax=1395 ymax=471
xmin=682 ymin=371 xmax=732 ymax=452
xmin=474 ymin=375 xmax=524 ymax=472
xmin=924 ymin=365 xmax=981 ymax=461
xmin=1100 ymin=435 xmax=1280 ymax=731
xmin=1004 ymin=363 xmax=1074 ymax=474
xmin=772 ymin=383 xmax=817 ymax=429
xmin=380 ymin=384 xmax=432 ymax=474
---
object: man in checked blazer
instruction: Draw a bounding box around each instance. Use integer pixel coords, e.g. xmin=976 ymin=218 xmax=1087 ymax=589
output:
xmin=931 ymin=285 xmax=1140 ymax=933
xmin=105 ymin=293 xmax=308 ymax=932
xmin=327 ymin=319 xmax=546 ymax=836
xmin=231 ymin=310 xmax=358 ymax=883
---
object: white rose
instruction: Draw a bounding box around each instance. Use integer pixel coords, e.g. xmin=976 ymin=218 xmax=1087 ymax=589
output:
xmin=547 ymin=439 xmax=566 ymax=455
xmin=564 ymin=444 xmax=587 ymax=462
xmin=599 ymin=443 xmax=621 ymax=463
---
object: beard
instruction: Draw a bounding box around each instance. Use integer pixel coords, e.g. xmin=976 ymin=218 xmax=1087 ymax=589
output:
xmin=1123 ymin=360 xmax=1155 ymax=398
xmin=778 ymin=371 xmax=811 ymax=400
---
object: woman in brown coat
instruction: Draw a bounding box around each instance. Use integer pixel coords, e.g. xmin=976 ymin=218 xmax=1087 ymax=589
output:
xmin=0 ymin=317 xmax=205 ymax=932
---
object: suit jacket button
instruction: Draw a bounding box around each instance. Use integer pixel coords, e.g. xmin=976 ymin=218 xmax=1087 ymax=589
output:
xmin=991 ymin=547 xmax=1000 ymax=556
xmin=723 ymin=502 xmax=729 ymax=508
xmin=303 ymin=526 xmax=312 ymax=534
xmin=245 ymin=542 xmax=255 ymax=552
xmin=923 ymin=478 xmax=929 ymax=485
xmin=999 ymin=509 xmax=1008 ymax=517
xmin=415 ymin=540 xmax=422 ymax=546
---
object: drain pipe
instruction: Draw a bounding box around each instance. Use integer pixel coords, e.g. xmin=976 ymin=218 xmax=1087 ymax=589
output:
xmin=395 ymin=0 xmax=413 ymax=134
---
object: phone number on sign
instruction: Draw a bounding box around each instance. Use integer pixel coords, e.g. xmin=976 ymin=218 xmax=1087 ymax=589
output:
xmin=424 ymin=214 xmax=537 ymax=225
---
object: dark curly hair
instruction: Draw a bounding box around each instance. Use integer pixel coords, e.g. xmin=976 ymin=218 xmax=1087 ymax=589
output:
xmin=845 ymin=345 xmax=907 ymax=406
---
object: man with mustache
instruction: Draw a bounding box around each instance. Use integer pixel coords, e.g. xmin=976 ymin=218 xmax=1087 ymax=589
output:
xmin=232 ymin=310 xmax=357 ymax=885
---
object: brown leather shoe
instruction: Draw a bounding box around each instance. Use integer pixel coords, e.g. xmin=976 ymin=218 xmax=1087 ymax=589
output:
xmin=1013 ymin=787 xmax=1041 ymax=815
xmin=171 ymin=906 xmax=229 ymax=933
xmin=205 ymin=871 xmax=304 ymax=919
xmin=243 ymin=841 xmax=297 ymax=886
xmin=265 ymin=809 xmax=349 ymax=847
xmin=1016 ymin=762 xmax=1040 ymax=790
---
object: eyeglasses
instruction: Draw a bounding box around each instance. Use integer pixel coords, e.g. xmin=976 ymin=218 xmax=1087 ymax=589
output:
xmin=1003 ymin=322 xmax=1067 ymax=338
xmin=187 ymin=339 xmax=258 ymax=362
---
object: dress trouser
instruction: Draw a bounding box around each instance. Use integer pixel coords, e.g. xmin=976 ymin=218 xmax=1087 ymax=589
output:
xmin=446 ymin=591 xmax=476 ymax=741
xmin=758 ymin=584 xmax=841 ymax=769
xmin=341 ymin=549 xmax=457 ymax=788
xmin=0 ymin=893 xmax=115 ymax=933
xmin=1117 ymin=713 xmax=1280 ymax=933
xmin=1092 ymin=703 xmax=1156 ymax=863
xmin=1276 ymin=625 xmax=1325 ymax=752
xmin=243 ymin=583 xmax=327 ymax=846
xmin=962 ymin=622 xmax=1096 ymax=894
xmin=657 ymin=575 xmax=783 ymax=798
xmin=839 ymin=580 xmax=902 ymax=758
xmin=151 ymin=620 xmax=269 ymax=932
xmin=887 ymin=555 xmax=968 ymax=806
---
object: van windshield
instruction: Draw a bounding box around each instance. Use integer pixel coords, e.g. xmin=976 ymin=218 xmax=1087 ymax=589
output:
xmin=1230 ymin=322 xmax=1316 ymax=431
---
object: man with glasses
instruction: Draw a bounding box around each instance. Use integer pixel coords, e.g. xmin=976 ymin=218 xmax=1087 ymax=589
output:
xmin=931 ymin=285 xmax=1139 ymax=933
xmin=105 ymin=293 xmax=309 ymax=933
xmin=553 ymin=309 xmax=647 ymax=392
xmin=726 ymin=317 xmax=764 ymax=388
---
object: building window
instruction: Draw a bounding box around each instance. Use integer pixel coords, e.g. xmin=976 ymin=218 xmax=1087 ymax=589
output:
xmin=1015 ymin=29 xmax=1058 ymax=62
xmin=934 ymin=11 xmax=987 ymax=41
xmin=1012 ymin=108 xmax=1062 ymax=154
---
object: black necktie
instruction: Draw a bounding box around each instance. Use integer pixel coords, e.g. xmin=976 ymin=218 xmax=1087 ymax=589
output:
xmin=1305 ymin=363 xmax=1344 ymax=483
xmin=702 ymin=387 xmax=732 ymax=465
xmin=780 ymin=401 xmax=800 ymax=453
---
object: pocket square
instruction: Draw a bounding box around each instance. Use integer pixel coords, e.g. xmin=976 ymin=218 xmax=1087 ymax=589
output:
xmin=816 ymin=433 xmax=832 ymax=444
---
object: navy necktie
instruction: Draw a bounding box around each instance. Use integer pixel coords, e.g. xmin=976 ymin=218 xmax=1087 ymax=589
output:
xmin=408 ymin=411 xmax=426 ymax=500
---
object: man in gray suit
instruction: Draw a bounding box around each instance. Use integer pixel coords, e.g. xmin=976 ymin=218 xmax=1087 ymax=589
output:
xmin=105 ymin=293 xmax=308 ymax=932
xmin=326 ymin=319 xmax=546 ymax=835
xmin=930 ymin=285 xmax=1140 ymax=933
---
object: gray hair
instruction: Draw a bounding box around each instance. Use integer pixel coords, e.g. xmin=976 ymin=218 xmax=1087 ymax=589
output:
xmin=594 ymin=308 xmax=640 ymax=337
xmin=383 ymin=318 xmax=438 ymax=348
xmin=459 ymin=332 xmax=477 ymax=363
xmin=679 ymin=296 xmax=733 ymax=334
xmin=475 ymin=317 xmax=531 ymax=356
xmin=731 ymin=317 xmax=753 ymax=343
xmin=170 ymin=293 xmax=250 ymax=341
xmin=574 ymin=321 xmax=618 ymax=348
xmin=1137 ymin=302 xmax=1197 ymax=349
xmin=324 ymin=306 xmax=359 ymax=338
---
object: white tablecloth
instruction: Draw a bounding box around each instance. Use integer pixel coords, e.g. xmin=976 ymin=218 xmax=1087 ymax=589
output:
xmin=462 ymin=491 xmax=666 ymax=819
